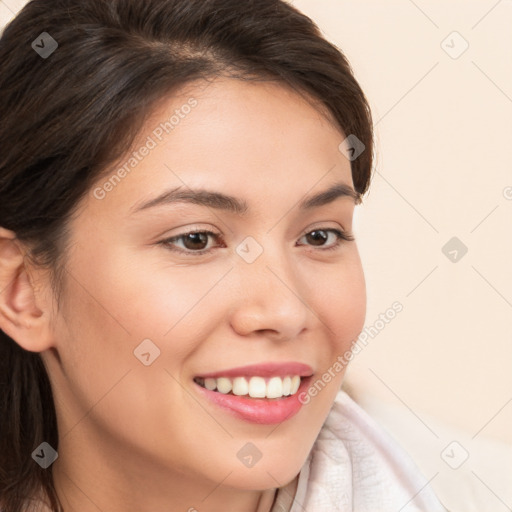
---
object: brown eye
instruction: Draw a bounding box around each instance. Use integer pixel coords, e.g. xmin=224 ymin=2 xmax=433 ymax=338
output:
xmin=305 ymin=230 xmax=329 ymax=246
xmin=298 ymin=228 xmax=354 ymax=251
xmin=181 ymin=232 xmax=209 ymax=251
xmin=160 ymin=230 xmax=222 ymax=255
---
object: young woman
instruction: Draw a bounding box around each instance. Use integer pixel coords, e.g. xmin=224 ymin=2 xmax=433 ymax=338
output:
xmin=0 ymin=1 xmax=449 ymax=510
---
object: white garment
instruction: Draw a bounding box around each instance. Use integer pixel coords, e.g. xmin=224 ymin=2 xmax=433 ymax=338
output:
xmin=271 ymin=390 xmax=449 ymax=512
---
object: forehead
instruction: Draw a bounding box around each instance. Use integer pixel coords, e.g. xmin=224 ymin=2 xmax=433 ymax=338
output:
xmin=88 ymin=77 xmax=354 ymax=217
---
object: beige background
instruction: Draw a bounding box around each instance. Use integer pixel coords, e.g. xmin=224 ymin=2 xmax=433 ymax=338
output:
xmin=288 ymin=4 xmax=512 ymax=508
xmin=289 ymin=0 xmax=512 ymax=446
xmin=1 ymin=0 xmax=511 ymax=470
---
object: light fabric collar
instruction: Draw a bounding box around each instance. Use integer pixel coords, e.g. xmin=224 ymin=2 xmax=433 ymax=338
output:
xmin=269 ymin=390 xmax=449 ymax=512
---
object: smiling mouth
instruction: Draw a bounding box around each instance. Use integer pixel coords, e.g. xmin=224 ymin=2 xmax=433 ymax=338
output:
xmin=193 ymin=375 xmax=304 ymax=399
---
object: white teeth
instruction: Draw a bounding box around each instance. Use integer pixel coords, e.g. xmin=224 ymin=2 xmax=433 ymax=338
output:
xmin=248 ymin=376 xmax=267 ymax=398
xmin=232 ymin=377 xmax=249 ymax=396
xmin=216 ymin=377 xmax=232 ymax=394
xmin=204 ymin=378 xmax=217 ymax=391
xmin=291 ymin=375 xmax=301 ymax=394
xmin=197 ymin=375 xmax=304 ymax=399
xmin=267 ymin=377 xmax=283 ymax=399
xmin=282 ymin=376 xmax=292 ymax=396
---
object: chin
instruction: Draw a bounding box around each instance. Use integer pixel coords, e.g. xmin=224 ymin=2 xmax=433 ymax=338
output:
xmin=220 ymin=455 xmax=306 ymax=491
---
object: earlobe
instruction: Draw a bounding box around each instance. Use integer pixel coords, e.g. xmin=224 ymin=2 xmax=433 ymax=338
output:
xmin=0 ymin=227 xmax=55 ymax=352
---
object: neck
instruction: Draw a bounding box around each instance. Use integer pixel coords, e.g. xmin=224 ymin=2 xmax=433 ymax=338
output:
xmin=48 ymin=443 xmax=279 ymax=512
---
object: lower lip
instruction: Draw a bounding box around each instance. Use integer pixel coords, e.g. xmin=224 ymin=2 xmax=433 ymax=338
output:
xmin=194 ymin=377 xmax=312 ymax=425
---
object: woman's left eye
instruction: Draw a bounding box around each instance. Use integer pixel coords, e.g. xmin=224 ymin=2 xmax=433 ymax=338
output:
xmin=298 ymin=228 xmax=355 ymax=250
xmin=159 ymin=227 xmax=354 ymax=256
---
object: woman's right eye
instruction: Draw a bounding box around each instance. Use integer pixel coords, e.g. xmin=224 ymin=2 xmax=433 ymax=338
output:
xmin=159 ymin=229 xmax=223 ymax=256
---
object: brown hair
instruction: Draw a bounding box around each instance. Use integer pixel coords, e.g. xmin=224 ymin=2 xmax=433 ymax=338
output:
xmin=0 ymin=0 xmax=374 ymax=509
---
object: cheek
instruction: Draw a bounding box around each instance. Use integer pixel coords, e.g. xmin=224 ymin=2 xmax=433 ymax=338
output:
xmin=65 ymin=241 xmax=220 ymax=348
xmin=109 ymin=260 xmax=230 ymax=365
xmin=291 ymin=260 xmax=365 ymax=448
xmin=307 ymin=252 xmax=367 ymax=350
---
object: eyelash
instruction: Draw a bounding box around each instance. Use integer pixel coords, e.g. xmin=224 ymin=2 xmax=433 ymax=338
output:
xmin=159 ymin=227 xmax=355 ymax=257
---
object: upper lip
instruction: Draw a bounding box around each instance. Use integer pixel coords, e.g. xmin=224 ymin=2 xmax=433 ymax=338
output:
xmin=196 ymin=362 xmax=314 ymax=379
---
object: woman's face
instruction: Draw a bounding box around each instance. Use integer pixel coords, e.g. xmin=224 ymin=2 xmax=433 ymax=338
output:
xmin=44 ymin=77 xmax=366 ymax=496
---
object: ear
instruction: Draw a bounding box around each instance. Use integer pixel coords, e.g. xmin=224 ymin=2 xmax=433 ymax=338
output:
xmin=0 ymin=227 xmax=55 ymax=352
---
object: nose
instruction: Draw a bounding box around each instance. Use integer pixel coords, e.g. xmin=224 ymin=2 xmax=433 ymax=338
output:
xmin=228 ymin=243 xmax=310 ymax=342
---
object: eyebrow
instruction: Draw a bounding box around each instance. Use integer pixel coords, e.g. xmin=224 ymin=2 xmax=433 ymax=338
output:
xmin=130 ymin=181 xmax=361 ymax=215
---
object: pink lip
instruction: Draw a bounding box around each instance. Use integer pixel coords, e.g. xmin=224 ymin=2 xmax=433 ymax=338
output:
xmin=194 ymin=374 xmax=313 ymax=425
xmin=196 ymin=362 xmax=314 ymax=379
